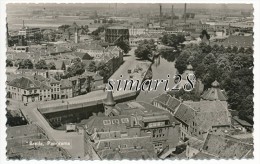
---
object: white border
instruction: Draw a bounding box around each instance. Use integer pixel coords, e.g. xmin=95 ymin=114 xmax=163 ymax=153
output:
xmin=0 ymin=0 xmax=259 ymax=164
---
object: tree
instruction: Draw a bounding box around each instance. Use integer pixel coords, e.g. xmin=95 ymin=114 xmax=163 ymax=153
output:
xmin=245 ymin=47 xmax=253 ymax=54
xmin=160 ymin=49 xmax=178 ymax=62
xmin=48 ymin=62 xmax=56 ymax=70
xmin=135 ymin=39 xmax=156 ymax=60
xmin=71 ymin=58 xmax=81 ymax=64
xmin=115 ymin=40 xmax=131 ymax=54
xmin=199 ymin=42 xmax=211 ymax=54
xmin=64 ymin=60 xmax=85 ymax=78
xmin=226 ymin=46 xmax=232 ymax=53
xmin=33 ymin=32 xmax=42 ymax=44
xmin=161 ymin=33 xmax=185 ymax=49
xmin=91 ymin=25 xmax=107 ymax=36
xmin=175 ymin=50 xmax=190 ymax=74
xmin=58 ymin=24 xmax=70 ymax=32
xmin=211 ymin=44 xmax=219 ymax=54
xmin=18 ymin=59 xmax=33 ymax=69
xmin=238 ymin=47 xmax=245 ymax=53
xmin=200 ymin=30 xmax=210 ymax=40
xmin=35 ymin=60 xmax=48 ymax=69
xmin=97 ymin=62 xmax=110 ymax=82
xmin=6 ymin=59 xmax=13 ymax=67
xmin=232 ymin=46 xmax=238 ymax=53
xmin=108 ymin=19 xmax=113 ymax=24
xmin=88 ymin=61 xmax=97 ymax=72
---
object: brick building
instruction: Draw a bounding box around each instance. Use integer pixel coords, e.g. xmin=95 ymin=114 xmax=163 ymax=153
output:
xmin=83 ymin=91 xmax=180 ymax=159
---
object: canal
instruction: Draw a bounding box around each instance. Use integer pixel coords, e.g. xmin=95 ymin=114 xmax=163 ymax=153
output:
xmin=136 ymin=56 xmax=178 ymax=103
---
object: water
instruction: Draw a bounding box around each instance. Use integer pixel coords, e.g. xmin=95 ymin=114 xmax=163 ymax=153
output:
xmin=136 ymin=56 xmax=178 ymax=103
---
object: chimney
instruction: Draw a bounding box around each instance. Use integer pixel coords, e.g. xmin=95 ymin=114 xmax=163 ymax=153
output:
xmin=22 ymin=20 xmax=25 ymax=28
xmin=171 ymin=5 xmax=174 ymax=27
xmin=159 ymin=4 xmax=162 ymax=27
xmin=184 ymin=3 xmax=187 ymax=24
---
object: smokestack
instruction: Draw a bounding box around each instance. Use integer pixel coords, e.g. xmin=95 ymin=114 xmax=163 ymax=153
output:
xmin=159 ymin=4 xmax=162 ymax=27
xmin=184 ymin=3 xmax=187 ymax=24
xmin=171 ymin=5 xmax=174 ymax=27
xmin=22 ymin=20 xmax=25 ymax=28
xmin=115 ymin=3 xmax=117 ymax=16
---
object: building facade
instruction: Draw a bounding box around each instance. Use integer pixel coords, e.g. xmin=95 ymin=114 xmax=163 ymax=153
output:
xmin=105 ymin=26 xmax=130 ymax=43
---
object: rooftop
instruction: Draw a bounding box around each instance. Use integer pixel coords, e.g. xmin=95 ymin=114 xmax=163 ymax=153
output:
xmin=202 ymin=133 xmax=253 ymax=159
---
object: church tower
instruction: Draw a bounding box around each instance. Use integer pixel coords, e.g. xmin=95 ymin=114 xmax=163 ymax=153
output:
xmin=75 ymin=27 xmax=79 ymax=43
xmin=103 ymin=89 xmax=116 ymax=117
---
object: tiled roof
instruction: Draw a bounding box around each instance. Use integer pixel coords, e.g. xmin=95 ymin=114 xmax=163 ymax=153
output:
xmin=102 ymin=147 xmax=156 ymax=160
xmin=116 ymin=101 xmax=169 ymax=116
xmin=60 ymin=79 xmax=72 ymax=89
xmin=153 ymin=93 xmax=181 ymax=112
xmin=202 ymin=133 xmax=253 ymax=158
xmin=201 ymin=81 xmax=227 ymax=101
xmin=192 ymin=151 xmax=216 ymax=159
xmin=184 ymin=100 xmax=227 ymax=113
xmin=7 ymin=124 xmax=41 ymax=139
xmin=174 ymin=103 xmax=196 ymax=125
xmin=8 ymin=76 xmax=40 ymax=90
xmin=84 ymin=115 xmax=131 ymax=134
xmin=74 ymin=52 xmax=93 ymax=60
xmin=184 ymin=101 xmax=231 ymax=130
xmin=233 ymin=116 xmax=253 ymax=127
xmin=174 ymin=100 xmax=231 ymax=131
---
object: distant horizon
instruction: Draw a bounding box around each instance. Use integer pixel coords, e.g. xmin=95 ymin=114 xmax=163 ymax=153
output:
xmin=7 ymin=3 xmax=253 ymax=11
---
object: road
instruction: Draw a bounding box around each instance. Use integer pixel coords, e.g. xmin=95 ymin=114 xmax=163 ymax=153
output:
xmin=8 ymin=99 xmax=85 ymax=159
xmin=6 ymin=46 xmax=148 ymax=159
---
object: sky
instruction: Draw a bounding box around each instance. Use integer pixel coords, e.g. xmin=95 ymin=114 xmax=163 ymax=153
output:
xmin=7 ymin=3 xmax=253 ymax=11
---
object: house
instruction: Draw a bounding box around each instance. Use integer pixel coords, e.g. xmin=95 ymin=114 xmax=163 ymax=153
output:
xmin=196 ymin=133 xmax=253 ymax=159
xmin=7 ymin=75 xmax=64 ymax=103
xmin=201 ymin=80 xmax=228 ymax=101
xmin=60 ymin=79 xmax=73 ymax=99
xmin=83 ymin=91 xmax=181 ymax=159
xmin=174 ymin=100 xmax=231 ymax=141
xmin=152 ymin=93 xmax=181 ymax=115
xmin=69 ymin=72 xmax=95 ymax=96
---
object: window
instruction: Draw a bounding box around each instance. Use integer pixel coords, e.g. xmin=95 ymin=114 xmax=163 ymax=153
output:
xmin=112 ymin=119 xmax=119 ymax=124
xmin=103 ymin=120 xmax=111 ymax=125
xmin=121 ymin=118 xmax=129 ymax=123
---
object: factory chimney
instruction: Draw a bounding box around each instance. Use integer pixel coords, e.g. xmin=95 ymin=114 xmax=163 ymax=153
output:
xmin=171 ymin=5 xmax=174 ymax=27
xmin=22 ymin=20 xmax=25 ymax=29
xmin=159 ymin=4 xmax=162 ymax=27
xmin=115 ymin=3 xmax=117 ymax=16
xmin=184 ymin=3 xmax=187 ymax=24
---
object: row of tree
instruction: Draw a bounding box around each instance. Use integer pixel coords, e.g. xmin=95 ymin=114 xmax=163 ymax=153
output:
xmin=6 ymin=59 xmax=66 ymax=70
xmin=174 ymin=43 xmax=254 ymax=122
xmin=134 ymin=39 xmax=157 ymax=60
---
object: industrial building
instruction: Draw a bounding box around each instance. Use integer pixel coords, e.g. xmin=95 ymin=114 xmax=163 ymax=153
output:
xmin=105 ymin=26 xmax=129 ymax=43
